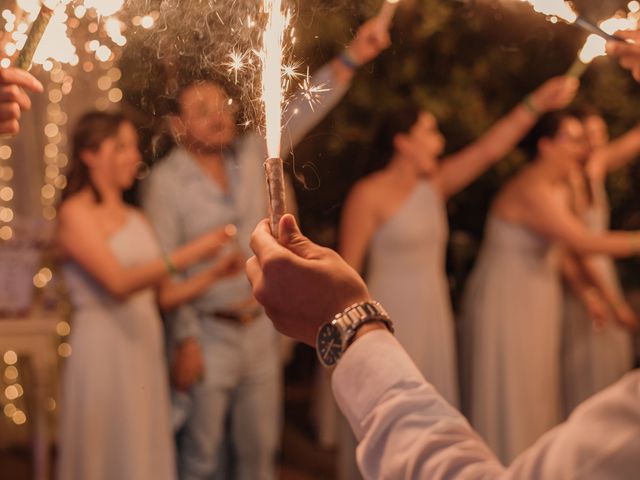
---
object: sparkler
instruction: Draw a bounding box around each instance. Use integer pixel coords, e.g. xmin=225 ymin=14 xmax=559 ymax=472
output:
xmin=522 ymin=0 xmax=624 ymax=42
xmin=15 ymin=1 xmax=57 ymax=70
xmin=378 ymin=0 xmax=400 ymax=29
xmin=566 ymin=13 xmax=639 ymax=78
xmin=261 ymin=0 xmax=287 ymax=238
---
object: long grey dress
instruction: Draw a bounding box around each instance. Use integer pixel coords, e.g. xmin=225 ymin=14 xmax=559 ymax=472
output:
xmin=562 ymin=178 xmax=634 ymax=416
xmin=461 ymin=215 xmax=562 ymax=464
xmin=58 ymin=212 xmax=176 ymax=480
xmin=367 ymin=180 xmax=459 ymax=405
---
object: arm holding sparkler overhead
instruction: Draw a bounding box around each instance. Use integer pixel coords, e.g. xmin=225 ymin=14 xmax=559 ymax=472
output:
xmin=607 ymin=30 xmax=640 ymax=82
xmin=281 ymin=17 xmax=390 ymax=152
xmin=590 ymin=124 xmax=640 ymax=174
xmin=0 ymin=67 xmax=43 ymax=135
xmin=436 ymin=76 xmax=579 ymax=199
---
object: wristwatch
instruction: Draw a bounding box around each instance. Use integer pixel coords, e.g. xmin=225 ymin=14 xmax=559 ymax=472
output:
xmin=316 ymin=301 xmax=393 ymax=368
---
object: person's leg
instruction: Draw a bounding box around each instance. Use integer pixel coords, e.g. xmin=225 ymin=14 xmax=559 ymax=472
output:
xmin=177 ymin=380 xmax=231 ymax=480
xmin=177 ymin=323 xmax=241 ymax=480
xmin=231 ymin=318 xmax=282 ymax=480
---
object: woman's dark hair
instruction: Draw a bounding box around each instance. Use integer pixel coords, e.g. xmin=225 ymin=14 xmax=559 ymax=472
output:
xmin=571 ymin=104 xmax=602 ymax=121
xmin=366 ymin=106 xmax=422 ymax=175
xmin=519 ymin=111 xmax=578 ymax=158
xmin=62 ymin=111 xmax=127 ymax=203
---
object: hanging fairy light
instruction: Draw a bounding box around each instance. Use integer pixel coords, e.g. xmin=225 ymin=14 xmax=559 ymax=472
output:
xmin=0 ymin=143 xmax=14 ymax=242
xmin=1 ymin=351 xmax=27 ymax=426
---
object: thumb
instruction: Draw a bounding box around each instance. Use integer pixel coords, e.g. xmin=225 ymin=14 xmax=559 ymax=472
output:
xmin=278 ymin=214 xmax=316 ymax=258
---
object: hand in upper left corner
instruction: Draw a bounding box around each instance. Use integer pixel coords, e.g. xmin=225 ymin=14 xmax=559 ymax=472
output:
xmin=0 ymin=67 xmax=43 ymax=136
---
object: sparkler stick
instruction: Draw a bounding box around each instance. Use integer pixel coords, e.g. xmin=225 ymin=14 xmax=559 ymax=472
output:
xmin=15 ymin=2 xmax=55 ymax=71
xmin=261 ymin=0 xmax=287 ymax=238
xmin=522 ymin=0 xmax=625 ymax=43
xmin=378 ymin=0 xmax=400 ymax=29
xmin=566 ymin=57 xmax=589 ymax=77
xmin=566 ymin=14 xmax=639 ymax=78
xmin=574 ymin=16 xmax=622 ymax=42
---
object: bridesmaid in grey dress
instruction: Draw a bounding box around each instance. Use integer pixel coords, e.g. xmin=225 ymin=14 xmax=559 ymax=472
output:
xmin=461 ymin=112 xmax=640 ymax=464
xmin=56 ymin=112 xmax=240 ymax=480
xmin=562 ymin=111 xmax=640 ymax=416
xmin=340 ymin=76 xmax=577 ymax=406
xmin=337 ymin=77 xmax=578 ymax=479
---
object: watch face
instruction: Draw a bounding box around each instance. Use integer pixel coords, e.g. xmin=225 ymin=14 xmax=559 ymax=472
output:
xmin=316 ymin=323 xmax=343 ymax=368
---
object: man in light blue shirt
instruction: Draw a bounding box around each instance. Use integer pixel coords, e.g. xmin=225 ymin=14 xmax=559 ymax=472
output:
xmin=143 ymin=18 xmax=390 ymax=480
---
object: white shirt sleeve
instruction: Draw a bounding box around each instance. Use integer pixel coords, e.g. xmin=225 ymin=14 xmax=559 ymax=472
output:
xmin=332 ymin=330 xmax=640 ymax=480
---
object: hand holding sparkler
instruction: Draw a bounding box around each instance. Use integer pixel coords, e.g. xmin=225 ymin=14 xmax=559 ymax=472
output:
xmin=342 ymin=17 xmax=391 ymax=70
xmin=0 ymin=67 xmax=43 ymax=136
xmin=15 ymin=1 xmax=59 ymax=71
xmin=607 ymin=30 xmax=640 ymax=82
xmin=524 ymin=76 xmax=579 ymax=116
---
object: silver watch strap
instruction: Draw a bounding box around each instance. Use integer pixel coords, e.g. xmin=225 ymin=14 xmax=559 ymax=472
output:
xmin=333 ymin=301 xmax=394 ymax=344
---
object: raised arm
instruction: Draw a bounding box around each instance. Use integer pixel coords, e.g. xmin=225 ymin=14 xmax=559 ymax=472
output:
xmin=592 ymin=124 xmax=640 ymax=174
xmin=339 ymin=182 xmax=379 ymax=273
xmin=281 ymin=18 xmax=390 ymax=152
xmin=438 ymin=77 xmax=578 ymax=198
xmin=521 ymin=186 xmax=640 ymax=258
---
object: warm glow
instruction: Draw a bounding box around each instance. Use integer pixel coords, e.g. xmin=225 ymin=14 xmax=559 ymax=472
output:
xmin=83 ymin=0 xmax=125 ymax=18
xmin=3 ymin=350 xmax=17 ymax=365
xmin=32 ymin=5 xmax=78 ymax=66
xmin=261 ymin=0 xmax=286 ymax=159
xmin=521 ymin=0 xmax=577 ymax=23
xmin=578 ymin=15 xmax=638 ymax=63
xmin=104 ymin=17 xmax=126 ymax=46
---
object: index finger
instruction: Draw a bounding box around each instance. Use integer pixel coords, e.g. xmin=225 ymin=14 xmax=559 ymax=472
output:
xmin=0 ymin=68 xmax=44 ymax=93
xmin=249 ymin=219 xmax=284 ymax=264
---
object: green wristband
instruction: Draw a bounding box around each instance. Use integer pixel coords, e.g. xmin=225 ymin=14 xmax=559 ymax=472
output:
xmin=522 ymin=95 xmax=540 ymax=117
xmin=163 ymin=254 xmax=178 ymax=275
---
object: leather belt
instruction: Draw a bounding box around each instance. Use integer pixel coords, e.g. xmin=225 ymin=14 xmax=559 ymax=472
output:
xmin=208 ymin=307 xmax=262 ymax=325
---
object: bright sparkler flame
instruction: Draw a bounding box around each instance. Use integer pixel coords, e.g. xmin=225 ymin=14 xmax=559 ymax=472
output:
xmin=33 ymin=5 xmax=78 ymax=66
xmin=578 ymin=14 xmax=638 ymax=63
xmin=261 ymin=0 xmax=287 ymax=159
xmin=83 ymin=0 xmax=125 ymax=18
xmin=521 ymin=0 xmax=577 ymax=23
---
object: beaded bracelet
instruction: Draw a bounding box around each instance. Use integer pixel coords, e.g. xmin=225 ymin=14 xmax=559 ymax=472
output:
xmin=163 ymin=254 xmax=178 ymax=275
xmin=339 ymin=50 xmax=361 ymax=71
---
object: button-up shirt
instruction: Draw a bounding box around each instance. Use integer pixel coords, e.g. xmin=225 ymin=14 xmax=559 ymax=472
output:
xmin=143 ymin=63 xmax=348 ymax=342
xmin=333 ymin=330 xmax=640 ymax=479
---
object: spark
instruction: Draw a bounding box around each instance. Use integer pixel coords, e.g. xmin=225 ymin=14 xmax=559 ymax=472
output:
xmin=224 ymin=49 xmax=249 ymax=83
xmin=299 ymin=67 xmax=329 ymax=112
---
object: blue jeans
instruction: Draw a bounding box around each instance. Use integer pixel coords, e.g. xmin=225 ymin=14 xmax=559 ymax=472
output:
xmin=175 ymin=315 xmax=281 ymax=480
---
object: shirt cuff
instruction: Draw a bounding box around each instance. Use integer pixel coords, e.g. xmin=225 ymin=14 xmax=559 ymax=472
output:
xmin=331 ymin=330 xmax=426 ymax=440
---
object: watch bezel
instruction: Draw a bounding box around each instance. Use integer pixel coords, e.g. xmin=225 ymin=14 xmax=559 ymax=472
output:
xmin=316 ymin=321 xmax=346 ymax=368
xmin=315 ymin=301 xmax=393 ymax=368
